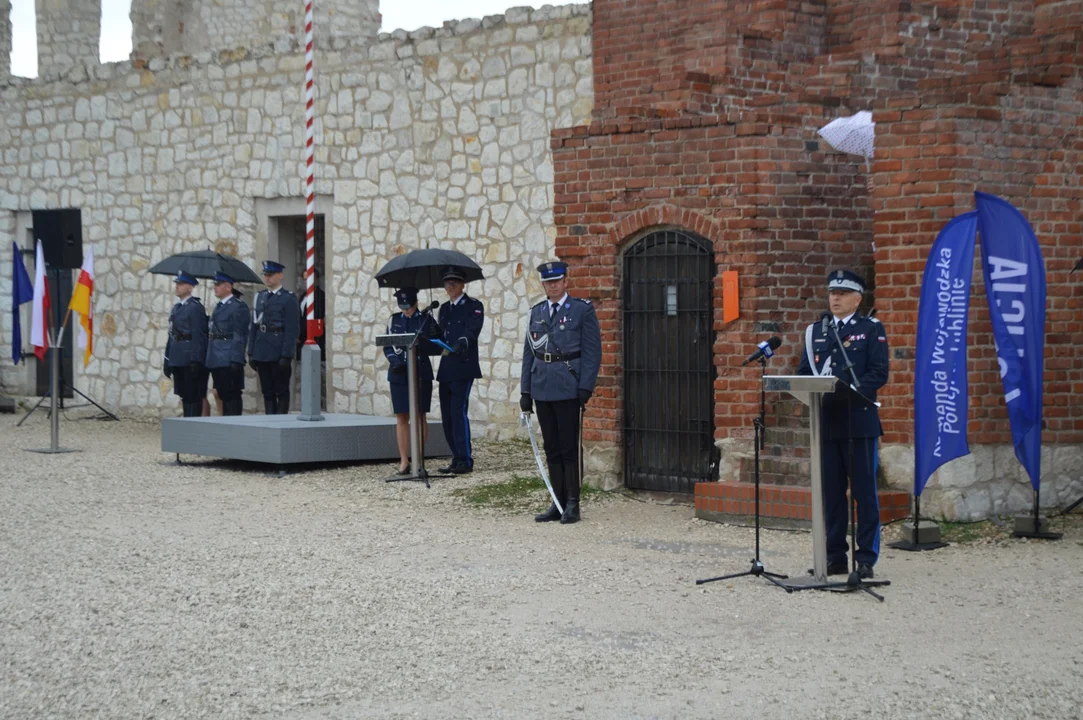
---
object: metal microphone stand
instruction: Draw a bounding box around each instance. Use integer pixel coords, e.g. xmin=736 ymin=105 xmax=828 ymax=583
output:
xmin=697 ymin=354 xmax=791 ymax=591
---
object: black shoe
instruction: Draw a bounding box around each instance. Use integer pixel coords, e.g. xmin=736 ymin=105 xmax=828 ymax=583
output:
xmin=857 ymin=563 xmax=874 ymax=580
xmin=437 ymin=462 xmax=456 ymax=473
xmin=559 ymin=498 xmax=580 ymax=524
xmin=395 ymin=466 xmax=411 ymax=477
xmin=827 ymin=562 xmax=849 ymax=576
xmin=450 ymin=463 xmax=473 ymax=475
xmin=535 ymin=504 xmax=562 ymax=522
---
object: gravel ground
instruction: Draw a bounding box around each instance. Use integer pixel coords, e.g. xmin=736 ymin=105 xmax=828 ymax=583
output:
xmin=2 ymin=413 xmax=1082 ymax=720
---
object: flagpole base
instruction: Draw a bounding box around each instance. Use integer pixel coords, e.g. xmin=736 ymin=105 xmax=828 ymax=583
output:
xmin=887 ymin=519 xmax=949 ymax=551
xmin=1013 ymin=514 xmax=1062 ymax=540
xmin=26 ymin=447 xmax=80 ymax=454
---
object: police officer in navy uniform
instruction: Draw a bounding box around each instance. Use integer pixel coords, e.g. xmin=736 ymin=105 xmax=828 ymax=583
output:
xmin=797 ymin=268 xmax=890 ymax=579
xmin=384 ymin=287 xmax=442 ymax=475
xmin=435 ymin=267 xmax=485 ymax=474
xmin=164 ymin=270 xmax=209 ymax=417
xmin=520 ymin=261 xmax=602 ymax=524
xmin=205 ymin=272 xmax=251 ymax=416
xmin=248 ymin=260 xmax=300 ymax=414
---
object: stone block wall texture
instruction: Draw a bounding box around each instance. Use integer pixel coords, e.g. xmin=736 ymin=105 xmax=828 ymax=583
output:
xmin=553 ymin=0 xmax=1083 ymax=514
xmin=130 ymin=0 xmax=381 ymax=61
xmin=35 ymin=0 xmax=102 ymax=77
xmin=1 ymin=0 xmax=11 ymax=79
xmin=0 ymin=4 xmax=594 ymax=440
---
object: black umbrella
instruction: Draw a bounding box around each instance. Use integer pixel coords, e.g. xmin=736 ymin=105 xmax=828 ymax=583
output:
xmin=375 ymin=248 xmax=484 ymax=290
xmin=1074 ymin=257 xmax=1082 ymax=273
xmin=148 ymin=250 xmax=262 ymax=284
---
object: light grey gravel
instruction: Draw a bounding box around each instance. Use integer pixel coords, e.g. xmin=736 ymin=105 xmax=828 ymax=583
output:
xmin=2 ymin=413 xmax=1082 ymax=719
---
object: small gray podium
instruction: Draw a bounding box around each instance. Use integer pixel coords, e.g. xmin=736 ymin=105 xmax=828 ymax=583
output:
xmin=761 ymin=374 xmax=839 ymax=585
xmin=374 ymin=331 xmax=446 ymax=487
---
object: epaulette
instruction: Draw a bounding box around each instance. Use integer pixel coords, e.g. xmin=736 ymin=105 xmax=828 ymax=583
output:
xmin=867 ymin=315 xmax=881 ymax=324
xmin=190 ymin=296 xmax=203 ymax=305
xmin=531 ymin=300 xmax=547 ymax=310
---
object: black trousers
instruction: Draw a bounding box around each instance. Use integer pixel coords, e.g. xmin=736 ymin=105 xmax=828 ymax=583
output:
xmin=822 ymin=436 xmax=881 ymax=566
xmin=535 ymin=398 xmax=582 ymax=504
xmin=211 ymin=364 xmax=245 ymax=415
xmin=171 ymin=366 xmax=207 ymax=418
xmin=439 ymin=379 xmax=474 ymax=467
xmin=255 ymin=360 xmax=292 ymax=414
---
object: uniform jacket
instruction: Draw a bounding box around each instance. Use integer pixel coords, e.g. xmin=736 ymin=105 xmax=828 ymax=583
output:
xmin=383 ymin=310 xmax=441 ymax=385
xmin=520 ymin=294 xmax=602 ymax=402
xmin=435 ymin=294 xmax=484 ymax=381
xmin=205 ymin=295 xmax=251 ymax=368
xmin=165 ymin=296 xmax=208 ymax=368
xmin=797 ymin=313 xmax=889 ymax=440
xmin=248 ymin=287 xmax=300 ymax=362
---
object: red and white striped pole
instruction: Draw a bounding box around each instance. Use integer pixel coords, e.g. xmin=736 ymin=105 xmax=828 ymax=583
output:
xmin=303 ymin=0 xmax=321 ymax=345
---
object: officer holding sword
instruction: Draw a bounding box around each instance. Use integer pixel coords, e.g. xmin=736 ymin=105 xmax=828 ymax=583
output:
xmin=520 ymin=261 xmax=601 ymax=525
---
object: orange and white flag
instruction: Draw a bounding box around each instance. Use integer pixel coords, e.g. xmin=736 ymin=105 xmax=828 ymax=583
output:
xmin=68 ymin=247 xmax=94 ymax=367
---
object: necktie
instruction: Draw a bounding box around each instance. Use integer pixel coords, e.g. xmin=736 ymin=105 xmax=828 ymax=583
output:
xmin=550 ymin=303 xmax=557 ymax=319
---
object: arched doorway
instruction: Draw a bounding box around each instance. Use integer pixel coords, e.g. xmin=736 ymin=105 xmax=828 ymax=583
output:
xmin=622 ymin=229 xmax=717 ymax=493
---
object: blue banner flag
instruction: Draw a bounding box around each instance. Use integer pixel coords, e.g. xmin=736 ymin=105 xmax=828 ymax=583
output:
xmin=975 ymin=192 xmax=1046 ymax=490
xmin=914 ymin=213 xmax=977 ymax=496
xmin=11 ymin=241 xmax=34 ymax=364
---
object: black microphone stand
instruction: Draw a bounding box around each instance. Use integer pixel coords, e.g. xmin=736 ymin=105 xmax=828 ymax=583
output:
xmin=697 ymin=354 xmax=791 ymax=592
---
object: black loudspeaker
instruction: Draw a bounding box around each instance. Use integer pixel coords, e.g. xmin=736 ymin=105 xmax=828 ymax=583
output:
xmin=32 ymin=208 xmax=83 ymax=269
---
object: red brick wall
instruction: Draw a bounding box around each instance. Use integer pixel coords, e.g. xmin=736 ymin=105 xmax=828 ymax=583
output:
xmin=562 ymin=0 xmax=1083 ymax=486
xmin=875 ymin=48 xmax=1083 ymax=446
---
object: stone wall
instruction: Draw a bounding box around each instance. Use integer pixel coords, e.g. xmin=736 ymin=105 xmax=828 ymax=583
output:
xmin=0 ymin=4 xmax=594 ymax=441
xmin=1 ymin=0 xmax=11 ymax=79
xmin=35 ymin=0 xmax=101 ymax=77
xmin=130 ymin=0 xmax=381 ymax=61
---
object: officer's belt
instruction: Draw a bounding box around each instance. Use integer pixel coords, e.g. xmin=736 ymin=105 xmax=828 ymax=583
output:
xmin=258 ymin=324 xmax=284 ymax=333
xmin=208 ymin=333 xmax=230 ymax=340
xmin=171 ymin=332 xmax=192 ymax=341
xmin=533 ymin=350 xmax=581 ymax=363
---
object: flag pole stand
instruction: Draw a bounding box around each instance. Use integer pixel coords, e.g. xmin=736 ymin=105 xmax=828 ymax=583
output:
xmin=26 ymin=329 xmax=79 ymax=454
xmin=1013 ymin=487 xmax=1062 ymax=539
xmin=888 ymin=494 xmax=949 ymax=551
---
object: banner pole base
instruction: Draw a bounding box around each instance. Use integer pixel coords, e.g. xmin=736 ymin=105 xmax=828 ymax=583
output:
xmin=1014 ymin=488 xmax=1062 ymax=540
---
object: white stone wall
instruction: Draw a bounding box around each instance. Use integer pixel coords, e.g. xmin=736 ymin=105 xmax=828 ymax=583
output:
xmin=35 ymin=0 xmax=101 ymax=77
xmin=1 ymin=0 xmax=12 ymax=79
xmin=880 ymin=444 xmax=1083 ymax=521
xmin=131 ymin=0 xmax=381 ymax=61
xmin=0 ymin=4 xmax=593 ymax=442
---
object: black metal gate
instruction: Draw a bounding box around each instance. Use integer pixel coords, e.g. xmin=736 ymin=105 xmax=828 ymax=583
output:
xmin=623 ymin=230 xmax=717 ymax=493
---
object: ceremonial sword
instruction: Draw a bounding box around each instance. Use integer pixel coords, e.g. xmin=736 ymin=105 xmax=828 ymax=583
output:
xmin=520 ymin=411 xmax=563 ymax=514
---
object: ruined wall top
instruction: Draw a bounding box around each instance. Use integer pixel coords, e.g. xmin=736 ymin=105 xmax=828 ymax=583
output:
xmin=35 ymin=0 xmax=101 ymax=78
xmin=0 ymin=0 xmax=11 ymax=78
xmin=130 ymin=0 xmax=382 ymax=62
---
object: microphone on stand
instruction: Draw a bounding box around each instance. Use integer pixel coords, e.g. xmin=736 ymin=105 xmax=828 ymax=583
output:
xmin=423 ymin=300 xmax=440 ymax=313
xmin=741 ymin=336 xmax=782 ymax=366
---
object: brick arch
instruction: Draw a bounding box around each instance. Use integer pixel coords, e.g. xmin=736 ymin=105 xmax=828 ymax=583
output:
xmin=606 ymin=205 xmax=722 ymax=251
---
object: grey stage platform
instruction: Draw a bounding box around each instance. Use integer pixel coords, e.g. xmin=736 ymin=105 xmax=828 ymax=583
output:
xmin=161 ymin=414 xmax=451 ymax=465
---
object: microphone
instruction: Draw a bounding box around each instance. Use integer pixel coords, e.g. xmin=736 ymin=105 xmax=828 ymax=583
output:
xmin=423 ymin=300 xmax=440 ymax=312
xmin=741 ymin=336 xmax=782 ymax=366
